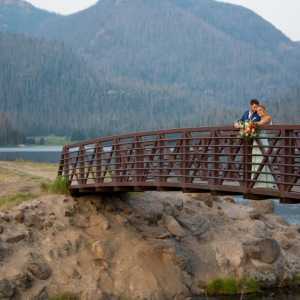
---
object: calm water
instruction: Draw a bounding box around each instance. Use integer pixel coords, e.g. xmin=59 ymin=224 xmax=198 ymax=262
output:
xmin=1 ymin=147 xmax=300 ymax=299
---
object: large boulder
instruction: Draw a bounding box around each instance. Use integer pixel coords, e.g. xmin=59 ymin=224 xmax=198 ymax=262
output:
xmin=177 ymin=215 xmax=212 ymax=239
xmin=164 ymin=215 xmax=185 ymax=238
xmin=216 ymin=241 xmax=245 ymax=267
xmin=0 ymin=278 xmax=16 ymax=298
xmin=247 ymin=220 xmax=267 ymax=238
xmin=243 ymin=238 xmax=280 ymax=264
xmin=247 ymin=200 xmax=274 ymax=214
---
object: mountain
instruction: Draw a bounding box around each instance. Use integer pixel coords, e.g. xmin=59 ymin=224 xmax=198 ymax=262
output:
xmin=265 ymin=81 xmax=300 ymax=125
xmin=1 ymin=31 xmax=241 ymax=144
xmin=0 ymin=0 xmax=56 ymax=33
xmin=30 ymin=0 xmax=300 ymax=106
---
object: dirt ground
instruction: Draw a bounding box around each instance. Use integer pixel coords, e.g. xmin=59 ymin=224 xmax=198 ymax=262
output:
xmin=0 ymin=161 xmax=58 ymax=198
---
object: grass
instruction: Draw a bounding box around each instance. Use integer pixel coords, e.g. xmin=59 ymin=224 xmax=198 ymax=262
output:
xmin=199 ymin=277 xmax=259 ymax=295
xmin=48 ymin=176 xmax=70 ymax=195
xmin=39 ymin=180 xmax=50 ymax=191
xmin=285 ymin=261 xmax=291 ymax=269
xmin=0 ymin=193 xmax=37 ymax=211
xmin=28 ymin=134 xmax=71 ymax=146
xmin=48 ymin=292 xmax=77 ymax=300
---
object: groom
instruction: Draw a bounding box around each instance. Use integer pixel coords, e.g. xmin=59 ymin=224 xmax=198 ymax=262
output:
xmin=234 ymin=99 xmax=261 ymax=128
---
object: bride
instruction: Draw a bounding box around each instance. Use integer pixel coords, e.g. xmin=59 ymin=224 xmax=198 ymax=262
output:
xmin=252 ymin=105 xmax=274 ymax=188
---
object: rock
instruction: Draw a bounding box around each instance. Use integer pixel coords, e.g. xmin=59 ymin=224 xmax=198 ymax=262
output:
xmin=102 ymin=221 xmax=110 ymax=230
xmin=55 ymin=223 xmax=66 ymax=231
xmin=64 ymin=209 xmax=73 ymax=217
xmin=81 ymin=289 xmax=108 ymax=300
xmin=185 ymin=207 xmax=195 ymax=215
xmin=174 ymin=198 xmax=183 ymax=210
xmin=26 ymin=212 xmax=44 ymax=230
xmin=244 ymin=245 xmax=260 ymax=260
xmin=222 ymin=196 xmax=236 ymax=204
xmin=215 ymin=253 xmax=229 ymax=267
xmin=2 ymin=215 xmax=10 ymax=222
xmin=171 ymin=245 xmax=192 ymax=275
xmin=11 ymin=270 xmax=27 ymax=292
xmin=224 ymin=209 xmax=238 ymax=220
xmin=217 ymin=241 xmax=245 ymax=267
xmin=91 ymin=241 xmax=113 ymax=260
xmin=177 ymin=215 xmax=212 ymax=238
xmin=115 ymin=214 xmax=128 ymax=226
xmin=204 ymin=198 xmax=212 ymax=207
xmin=253 ymin=271 xmax=277 ymax=287
xmin=243 ymin=238 xmax=280 ymax=264
xmin=282 ymin=270 xmax=294 ymax=283
xmin=29 ymin=286 xmax=48 ymax=300
xmin=102 ymin=195 xmax=134 ymax=215
xmin=249 ymin=209 xmax=262 ymax=220
xmin=247 ymin=199 xmax=274 ymax=214
xmin=64 ymin=267 xmax=81 ymax=279
xmin=75 ymin=215 xmax=90 ymax=228
xmin=28 ymin=261 xmax=51 ymax=280
xmin=247 ymin=220 xmax=267 ymax=238
xmin=0 ymin=225 xmax=3 ymax=234
xmin=14 ymin=213 xmax=24 ymax=223
xmin=140 ymin=228 xmax=171 ymax=239
xmin=185 ymin=193 xmax=211 ymax=201
xmin=4 ymin=232 xmax=26 ymax=243
xmin=0 ymin=278 xmax=16 ymax=298
xmin=164 ymin=215 xmax=185 ymax=238
xmin=274 ymin=216 xmax=290 ymax=226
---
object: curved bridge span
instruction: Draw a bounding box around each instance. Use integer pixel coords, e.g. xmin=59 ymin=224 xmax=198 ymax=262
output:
xmin=58 ymin=125 xmax=300 ymax=204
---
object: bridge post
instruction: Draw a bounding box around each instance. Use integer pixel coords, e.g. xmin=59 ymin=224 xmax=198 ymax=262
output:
xmin=211 ymin=130 xmax=220 ymax=193
xmin=158 ymin=134 xmax=165 ymax=183
xmin=280 ymin=129 xmax=295 ymax=203
xmin=243 ymin=138 xmax=252 ymax=198
xmin=134 ymin=137 xmax=144 ymax=183
xmin=79 ymin=145 xmax=85 ymax=185
xmin=181 ymin=132 xmax=191 ymax=184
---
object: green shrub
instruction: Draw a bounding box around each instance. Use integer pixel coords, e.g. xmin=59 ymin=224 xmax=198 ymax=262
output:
xmin=48 ymin=292 xmax=77 ymax=300
xmin=118 ymin=192 xmax=143 ymax=202
xmin=244 ymin=277 xmax=259 ymax=293
xmin=0 ymin=193 xmax=37 ymax=211
xmin=48 ymin=176 xmax=69 ymax=195
xmin=39 ymin=180 xmax=50 ymax=191
xmin=203 ymin=277 xmax=259 ymax=295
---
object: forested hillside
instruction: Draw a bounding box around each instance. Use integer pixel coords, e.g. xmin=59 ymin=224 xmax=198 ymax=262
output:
xmin=31 ymin=0 xmax=300 ymax=105
xmin=266 ymin=82 xmax=300 ymax=125
xmin=0 ymin=112 xmax=25 ymax=145
xmin=0 ymin=31 xmax=242 ymax=143
xmin=0 ymin=0 xmax=56 ymax=33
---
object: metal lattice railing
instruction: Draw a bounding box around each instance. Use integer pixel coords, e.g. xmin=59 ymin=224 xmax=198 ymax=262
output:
xmin=58 ymin=125 xmax=300 ymax=204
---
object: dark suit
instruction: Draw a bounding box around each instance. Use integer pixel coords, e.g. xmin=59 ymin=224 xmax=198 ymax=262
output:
xmin=236 ymin=110 xmax=261 ymax=123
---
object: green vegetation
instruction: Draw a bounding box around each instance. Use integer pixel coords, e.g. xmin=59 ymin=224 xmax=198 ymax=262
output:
xmin=47 ymin=292 xmax=77 ymax=300
xmin=0 ymin=193 xmax=37 ymax=211
xmin=28 ymin=135 xmax=71 ymax=146
xmin=39 ymin=180 xmax=50 ymax=191
xmin=48 ymin=176 xmax=70 ymax=195
xmin=285 ymin=261 xmax=291 ymax=269
xmin=199 ymin=277 xmax=259 ymax=295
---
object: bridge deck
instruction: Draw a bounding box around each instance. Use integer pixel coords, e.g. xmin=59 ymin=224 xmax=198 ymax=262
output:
xmin=58 ymin=125 xmax=300 ymax=204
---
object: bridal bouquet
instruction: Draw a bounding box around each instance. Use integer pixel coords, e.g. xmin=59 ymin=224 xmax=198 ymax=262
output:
xmin=237 ymin=120 xmax=259 ymax=141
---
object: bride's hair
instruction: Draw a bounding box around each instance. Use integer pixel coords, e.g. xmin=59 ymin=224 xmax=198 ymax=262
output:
xmin=258 ymin=105 xmax=269 ymax=116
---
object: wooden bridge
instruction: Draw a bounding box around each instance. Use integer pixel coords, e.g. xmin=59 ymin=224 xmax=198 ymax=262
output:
xmin=58 ymin=125 xmax=300 ymax=204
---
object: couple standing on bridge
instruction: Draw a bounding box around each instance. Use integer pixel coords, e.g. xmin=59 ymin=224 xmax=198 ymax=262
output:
xmin=234 ymin=99 xmax=274 ymax=189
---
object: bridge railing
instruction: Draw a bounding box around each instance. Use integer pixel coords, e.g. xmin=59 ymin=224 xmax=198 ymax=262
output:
xmin=58 ymin=125 xmax=300 ymax=204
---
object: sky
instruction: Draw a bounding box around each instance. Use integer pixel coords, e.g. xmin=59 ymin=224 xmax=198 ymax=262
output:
xmin=25 ymin=0 xmax=300 ymax=41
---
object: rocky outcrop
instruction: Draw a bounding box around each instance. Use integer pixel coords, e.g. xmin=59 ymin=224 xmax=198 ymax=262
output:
xmin=247 ymin=199 xmax=275 ymax=214
xmin=0 ymin=191 xmax=299 ymax=299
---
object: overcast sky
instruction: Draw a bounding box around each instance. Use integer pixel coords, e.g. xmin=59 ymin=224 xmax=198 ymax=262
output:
xmin=25 ymin=0 xmax=300 ymax=41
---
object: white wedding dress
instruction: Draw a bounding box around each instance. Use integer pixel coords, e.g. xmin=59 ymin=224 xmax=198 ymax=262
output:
xmin=251 ymin=120 xmax=274 ymax=188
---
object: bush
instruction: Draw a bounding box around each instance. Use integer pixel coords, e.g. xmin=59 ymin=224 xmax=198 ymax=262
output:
xmin=244 ymin=278 xmax=259 ymax=293
xmin=0 ymin=193 xmax=37 ymax=211
xmin=48 ymin=292 xmax=77 ymax=300
xmin=48 ymin=176 xmax=69 ymax=195
xmin=203 ymin=277 xmax=259 ymax=295
xmin=39 ymin=180 xmax=50 ymax=191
